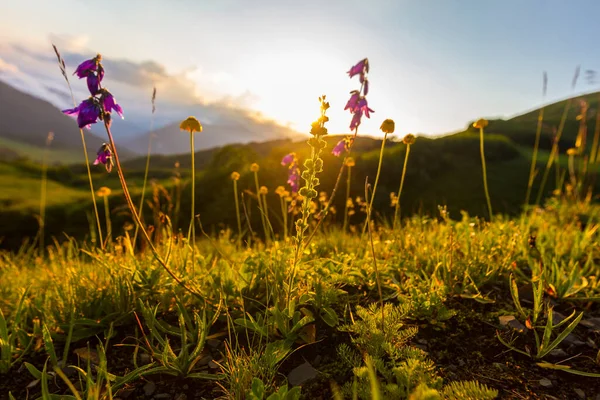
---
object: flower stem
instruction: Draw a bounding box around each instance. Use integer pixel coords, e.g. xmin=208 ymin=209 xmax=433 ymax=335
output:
xmin=361 ymin=133 xmax=388 ymax=237
xmin=39 ymin=141 xmax=50 ymax=255
xmin=233 ymin=179 xmax=242 ymax=248
xmin=479 ymin=126 xmax=493 ymax=220
xmin=280 ymin=195 xmax=288 ymax=241
xmin=536 ymin=99 xmax=571 ymax=205
xmin=365 ymin=177 xmax=384 ymax=332
xmin=525 ymin=107 xmax=544 ymax=205
xmin=343 ymin=165 xmax=351 ymax=232
xmin=393 ymin=143 xmax=411 ymax=230
xmin=103 ymin=196 xmax=112 ymax=246
xmin=254 ymin=171 xmax=269 ymax=244
xmin=133 ymin=130 xmax=153 ymax=248
xmin=102 ymin=119 xmax=206 ymax=301
xmin=189 ymin=132 xmax=196 ymax=267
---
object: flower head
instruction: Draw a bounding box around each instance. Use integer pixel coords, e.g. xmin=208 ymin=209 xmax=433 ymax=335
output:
xmin=567 ymin=148 xmax=578 ymax=156
xmin=345 ymin=157 xmax=355 ymax=167
xmin=356 ymin=98 xmax=374 ymax=118
xmin=86 ymin=67 xmax=103 ymax=95
xmin=275 ymin=186 xmax=286 ymax=197
xmin=380 ymin=119 xmax=395 ymax=134
xmin=332 ymin=139 xmax=348 ymax=157
xmin=96 ymin=186 xmax=112 ymax=197
xmin=62 ymin=98 xmax=102 ymax=129
xmin=350 ymin=109 xmax=363 ymax=131
xmin=231 ymin=171 xmax=240 ymax=181
xmin=344 ymin=91 xmax=361 ymax=112
xmin=403 ymin=134 xmax=416 ymax=145
xmin=250 ymin=163 xmax=260 ymax=172
xmin=73 ymin=54 xmax=101 ymax=78
xmin=180 ymin=116 xmax=202 ymax=133
xmin=94 ymin=143 xmax=114 ymax=173
xmin=281 ymin=152 xmax=296 ymax=166
xmin=100 ymin=89 xmax=124 ymax=118
xmin=473 ymin=119 xmax=489 ymax=129
xmin=259 ymin=186 xmax=268 ymax=195
xmin=287 ymin=165 xmax=300 ymax=193
xmin=347 ymin=58 xmax=369 ymax=78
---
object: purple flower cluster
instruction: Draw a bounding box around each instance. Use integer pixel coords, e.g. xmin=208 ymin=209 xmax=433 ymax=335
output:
xmin=281 ymin=153 xmax=300 ymax=193
xmin=94 ymin=143 xmax=114 ymax=173
xmin=332 ymin=139 xmax=348 ymax=157
xmin=62 ymin=54 xmax=123 ymax=130
xmin=344 ymin=58 xmax=373 ymax=131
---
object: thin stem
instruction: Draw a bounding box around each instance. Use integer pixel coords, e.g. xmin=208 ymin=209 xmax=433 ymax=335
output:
xmin=536 ymin=99 xmax=572 ymax=205
xmin=189 ymin=132 xmax=196 ymax=267
xmin=39 ymin=143 xmax=49 ymax=255
xmin=102 ymin=119 xmax=205 ymax=301
xmin=103 ymin=196 xmax=112 ymax=246
xmin=133 ymin=131 xmax=153 ymax=247
xmin=525 ymin=107 xmax=544 ymax=205
xmin=343 ymin=165 xmax=351 ymax=232
xmin=590 ymin=92 xmax=600 ymax=164
xmin=479 ymin=127 xmax=493 ymax=220
xmin=254 ymin=171 xmax=269 ymax=244
xmin=233 ymin=180 xmax=242 ymax=248
xmin=361 ymin=133 xmax=388 ymax=237
xmin=280 ymin=196 xmax=288 ymax=241
xmin=365 ymin=177 xmax=384 ymax=332
xmin=393 ymin=144 xmax=411 ymax=230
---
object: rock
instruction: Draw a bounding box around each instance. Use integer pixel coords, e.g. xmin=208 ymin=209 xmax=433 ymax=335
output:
xmin=499 ymin=315 xmax=526 ymax=332
xmin=174 ymin=395 xmax=187 ymax=400
xmin=539 ymin=378 xmax=553 ymax=388
xmin=198 ymin=355 xmax=213 ymax=366
xmin=143 ymin=381 xmax=157 ymax=396
xmin=208 ymin=360 xmax=220 ymax=369
xmin=574 ymin=388 xmax=585 ymax=399
xmin=563 ymin=333 xmax=587 ymax=347
xmin=552 ymin=311 xmax=567 ymax=324
xmin=287 ymin=361 xmax=319 ymax=386
xmin=139 ymin=353 xmax=152 ymax=364
xmin=580 ymin=318 xmax=600 ymax=332
xmin=207 ymin=339 xmax=221 ymax=349
xmin=154 ymin=394 xmax=171 ymax=400
xmin=548 ymin=348 xmax=568 ymax=358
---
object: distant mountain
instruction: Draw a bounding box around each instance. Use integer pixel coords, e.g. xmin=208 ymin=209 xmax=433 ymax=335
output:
xmin=0 ymin=80 xmax=137 ymax=162
xmin=124 ymin=118 xmax=303 ymax=155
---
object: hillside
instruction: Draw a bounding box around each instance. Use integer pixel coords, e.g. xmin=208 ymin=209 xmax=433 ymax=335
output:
xmin=0 ymin=80 xmax=137 ymax=162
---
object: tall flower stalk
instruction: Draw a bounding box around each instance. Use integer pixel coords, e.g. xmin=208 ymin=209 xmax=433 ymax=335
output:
xmin=393 ymin=134 xmax=415 ymax=229
xmin=288 ymin=96 xmax=330 ymax=301
xmin=133 ymin=87 xmax=157 ymax=247
xmin=362 ymin=119 xmax=395 ymax=236
xmin=180 ymin=116 xmax=203 ymax=266
xmin=52 ymin=45 xmax=103 ymax=247
xmin=342 ymin=157 xmax=355 ymax=232
xmin=231 ymin=172 xmax=243 ymax=248
xmin=474 ymin=118 xmax=493 ymax=220
xmin=303 ymin=58 xmax=373 ymax=249
xmin=275 ymin=186 xmax=290 ymax=241
xmin=97 ymin=187 xmax=112 ymax=246
xmin=525 ymin=72 xmax=547 ymax=206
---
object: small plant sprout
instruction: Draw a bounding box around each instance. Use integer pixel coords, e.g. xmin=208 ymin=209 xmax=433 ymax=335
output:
xmin=473 ymin=118 xmax=493 ymax=220
xmin=393 ymin=133 xmax=415 ymax=229
xmin=231 ymin=171 xmax=243 ymax=248
xmin=180 ymin=116 xmax=203 ymax=262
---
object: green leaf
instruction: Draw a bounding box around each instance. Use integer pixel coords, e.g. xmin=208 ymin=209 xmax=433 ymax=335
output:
xmin=537 ymin=312 xmax=583 ymax=359
xmin=537 ymin=362 xmax=600 ymax=377
xmin=42 ymin=324 xmax=58 ymax=367
xmin=509 ymin=274 xmax=527 ymax=320
xmin=321 ymin=307 xmax=339 ymax=327
xmin=251 ymin=377 xmax=265 ymax=400
xmin=24 ymin=362 xmax=43 ymax=380
xmin=284 ymin=386 xmax=301 ymax=400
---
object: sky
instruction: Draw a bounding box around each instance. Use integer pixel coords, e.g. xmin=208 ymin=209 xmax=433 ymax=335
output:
xmin=1 ymin=0 xmax=600 ymax=138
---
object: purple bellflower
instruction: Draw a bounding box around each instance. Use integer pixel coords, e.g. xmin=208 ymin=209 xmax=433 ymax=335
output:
xmin=100 ymin=89 xmax=124 ymax=118
xmin=62 ymin=98 xmax=102 ymax=129
xmin=94 ymin=143 xmax=113 ymax=172
xmin=347 ymin=58 xmax=369 ymax=78
xmin=332 ymin=139 xmax=347 ymax=157
xmin=281 ymin=153 xmax=295 ymax=166
xmin=73 ymin=54 xmax=101 ymax=78
xmin=344 ymin=91 xmax=360 ymax=112
xmin=281 ymin=152 xmax=300 ymax=193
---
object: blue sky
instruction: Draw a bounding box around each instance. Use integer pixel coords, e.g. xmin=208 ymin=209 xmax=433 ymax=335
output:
xmin=1 ymin=0 xmax=600 ymax=137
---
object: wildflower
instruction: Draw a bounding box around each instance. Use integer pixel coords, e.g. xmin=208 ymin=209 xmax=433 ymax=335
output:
xmin=62 ymin=98 xmax=101 ymax=129
xmin=356 ymin=98 xmax=374 ymax=118
xmin=350 ymin=109 xmax=363 ymax=130
xmin=473 ymin=118 xmax=489 ymax=129
xmin=86 ymin=69 xmax=103 ymax=95
xmin=345 ymin=157 xmax=355 ymax=167
xmin=94 ymin=143 xmax=113 ymax=172
xmin=73 ymin=54 xmax=102 ymax=78
xmin=275 ymin=186 xmax=286 ymax=196
xmin=332 ymin=139 xmax=347 ymax=157
xmin=344 ymin=91 xmax=361 ymax=112
xmin=281 ymin=153 xmax=295 ymax=166
xmin=363 ymin=79 xmax=370 ymax=96
xmin=259 ymin=186 xmax=268 ymax=195
xmin=100 ymin=89 xmax=124 ymax=118
xmin=403 ymin=134 xmax=416 ymax=145
xmin=180 ymin=116 xmax=202 ymax=133
xmin=287 ymin=164 xmax=300 ymax=193
xmin=380 ymin=119 xmax=395 ymax=134
xmin=96 ymin=186 xmax=112 ymax=197
xmin=231 ymin=171 xmax=240 ymax=180
xmin=347 ymin=58 xmax=369 ymax=78
xmin=567 ymin=148 xmax=578 ymax=156
xmin=250 ymin=163 xmax=260 ymax=172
